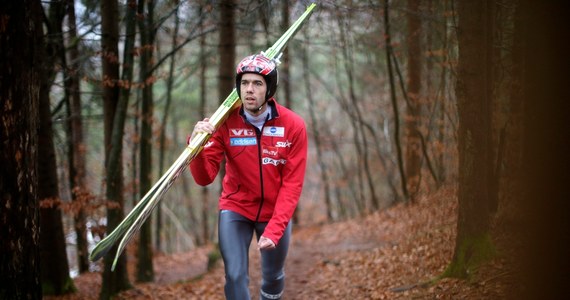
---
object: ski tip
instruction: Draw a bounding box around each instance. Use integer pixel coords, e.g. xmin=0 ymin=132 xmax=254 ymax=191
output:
xmin=306 ymin=2 xmax=317 ymax=12
xmin=111 ymin=255 xmax=120 ymax=272
xmin=89 ymin=246 xmax=109 ymax=262
xmin=89 ymin=237 xmax=116 ymax=262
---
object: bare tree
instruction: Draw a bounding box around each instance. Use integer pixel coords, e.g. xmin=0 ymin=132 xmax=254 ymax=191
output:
xmin=137 ymin=0 xmax=156 ymax=283
xmin=100 ymin=0 xmax=132 ymax=297
xmin=280 ymin=0 xmax=291 ymax=108
xmin=383 ymin=0 xmax=409 ymax=202
xmin=65 ymin=0 xmax=90 ymax=274
xmin=198 ymin=1 xmax=211 ymax=246
xmin=38 ymin=0 xmax=75 ymax=294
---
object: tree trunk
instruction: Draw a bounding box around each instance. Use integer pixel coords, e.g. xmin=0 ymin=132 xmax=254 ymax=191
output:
xmin=444 ymin=0 xmax=494 ymax=279
xmin=38 ymin=0 xmax=75 ymax=294
xmin=218 ymin=0 xmax=236 ymax=98
xmin=100 ymin=0 xmax=132 ymax=297
xmin=38 ymin=68 xmax=75 ymax=296
xmin=65 ymin=0 xmax=90 ymax=274
xmin=121 ymin=0 xmax=138 ymax=214
xmin=137 ymin=0 xmax=156 ymax=283
xmin=198 ymin=2 xmax=210 ymax=246
xmin=216 ymin=0 xmax=235 ymax=218
xmin=405 ymin=0 xmax=422 ymax=201
xmin=0 ymin=0 xmax=43 ymax=298
xmin=384 ymin=0 xmax=409 ymax=202
xmin=280 ymin=0 xmax=291 ymax=108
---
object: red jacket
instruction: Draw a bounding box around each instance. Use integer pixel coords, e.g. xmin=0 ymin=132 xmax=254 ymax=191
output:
xmin=190 ymin=99 xmax=308 ymax=245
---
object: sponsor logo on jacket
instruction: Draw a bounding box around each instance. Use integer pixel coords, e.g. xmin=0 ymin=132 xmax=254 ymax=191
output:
xmin=263 ymin=126 xmax=285 ymax=137
xmin=276 ymin=140 xmax=292 ymax=148
xmin=262 ymin=148 xmax=279 ymax=157
xmin=230 ymin=137 xmax=257 ymax=146
xmin=230 ymin=128 xmax=257 ymax=146
xmin=230 ymin=128 xmax=255 ymax=137
xmin=262 ymin=157 xmax=287 ymax=166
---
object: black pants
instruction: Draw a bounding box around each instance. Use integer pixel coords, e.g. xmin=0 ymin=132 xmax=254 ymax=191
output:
xmin=218 ymin=210 xmax=292 ymax=300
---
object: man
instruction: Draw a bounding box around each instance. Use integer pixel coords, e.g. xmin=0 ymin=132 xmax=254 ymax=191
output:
xmin=189 ymin=53 xmax=308 ymax=299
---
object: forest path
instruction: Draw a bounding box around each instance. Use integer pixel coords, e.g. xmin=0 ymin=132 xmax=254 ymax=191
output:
xmin=50 ymin=186 xmax=512 ymax=299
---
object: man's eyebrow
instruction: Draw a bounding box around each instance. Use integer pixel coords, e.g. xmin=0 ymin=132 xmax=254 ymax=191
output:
xmin=241 ymin=79 xmax=264 ymax=83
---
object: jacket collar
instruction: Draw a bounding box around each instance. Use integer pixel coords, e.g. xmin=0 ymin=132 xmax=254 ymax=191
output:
xmin=239 ymin=98 xmax=280 ymax=121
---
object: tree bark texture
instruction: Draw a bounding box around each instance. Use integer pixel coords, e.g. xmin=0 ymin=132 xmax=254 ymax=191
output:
xmin=100 ymin=0 xmax=131 ymax=297
xmin=218 ymin=0 xmax=236 ymax=99
xmin=137 ymin=0 xmax=156 ymax=283
xmin=0 ymin=0 xmax=43 ymax=298
xmin=446 ymin=0 xmax=494 ymax=279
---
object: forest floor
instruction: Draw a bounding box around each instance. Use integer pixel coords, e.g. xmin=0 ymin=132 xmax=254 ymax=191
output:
xmin=47 ymin=186 xmax=516 ymax=299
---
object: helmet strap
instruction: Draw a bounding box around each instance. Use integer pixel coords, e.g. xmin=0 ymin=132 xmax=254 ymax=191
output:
xmin=256 ymin=99 xmax=267 ymax=112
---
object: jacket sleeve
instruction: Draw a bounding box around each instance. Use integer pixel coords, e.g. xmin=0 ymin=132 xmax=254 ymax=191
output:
xmin=189 ymin=128 xmax=225 ymax=186
xmin=262 ymin=120 xmax=308 ymax=245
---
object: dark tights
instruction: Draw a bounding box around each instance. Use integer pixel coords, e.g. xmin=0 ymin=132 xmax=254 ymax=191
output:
xmin=218 ymin=210 xmax=291 ymax=300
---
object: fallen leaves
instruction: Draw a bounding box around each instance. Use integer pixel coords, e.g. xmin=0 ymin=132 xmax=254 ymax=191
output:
xmin=48 ymin=185 xmax=515 ymax=299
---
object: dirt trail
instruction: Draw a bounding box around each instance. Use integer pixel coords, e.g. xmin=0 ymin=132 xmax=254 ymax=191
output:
xmin=50 ymin=187 xmax=513 ymax=299
xmin=249 ymin=225 xmax=343 ymax=299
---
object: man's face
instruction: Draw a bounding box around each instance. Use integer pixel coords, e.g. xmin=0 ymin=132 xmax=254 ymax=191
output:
xmin=240 ymin=73 xmax=267 ymax=115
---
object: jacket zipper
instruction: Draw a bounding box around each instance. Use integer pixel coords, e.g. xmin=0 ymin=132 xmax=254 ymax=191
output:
xmin=254 ymin=126 xmax=265 ymax=223
xmin=241 ymin=107 xmax=272 ymax=223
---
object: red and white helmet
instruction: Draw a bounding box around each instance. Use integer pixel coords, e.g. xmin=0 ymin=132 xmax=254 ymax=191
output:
xmin=235 ymin=53 xmax=279 ymax=100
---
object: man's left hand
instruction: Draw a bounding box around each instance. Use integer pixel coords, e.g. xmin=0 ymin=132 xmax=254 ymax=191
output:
xmin=257 ymin=236 xmax=276 ymax=250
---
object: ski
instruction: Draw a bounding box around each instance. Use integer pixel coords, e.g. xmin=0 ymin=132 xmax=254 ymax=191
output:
xmin=89 ymin=2 xmax=317 ymax=271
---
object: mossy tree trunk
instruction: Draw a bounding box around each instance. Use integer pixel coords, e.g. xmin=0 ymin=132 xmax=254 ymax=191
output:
xmin=444 ymin=0 xmax=495 ymax=279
